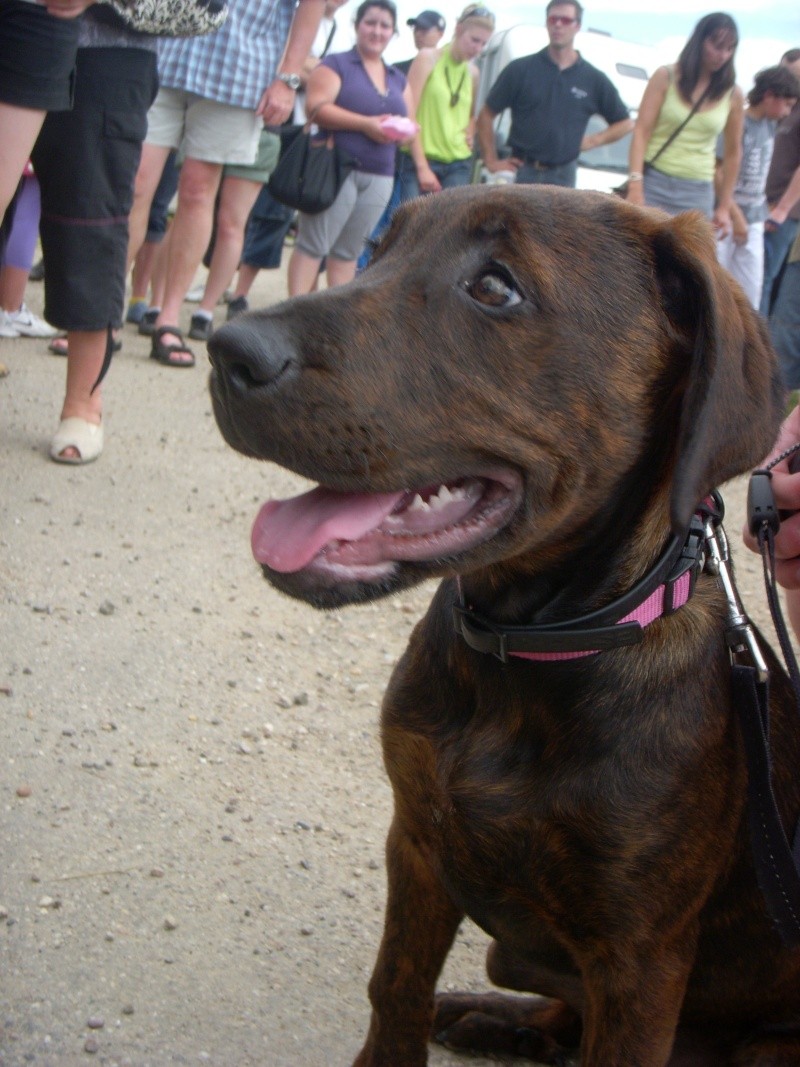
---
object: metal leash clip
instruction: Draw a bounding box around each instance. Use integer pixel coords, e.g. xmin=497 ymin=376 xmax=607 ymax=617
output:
xmin=702 ymin=512 xmax=769 ymax=683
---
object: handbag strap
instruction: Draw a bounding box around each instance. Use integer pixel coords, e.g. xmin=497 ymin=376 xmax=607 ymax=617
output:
xmin=650 ymin=78 xmax=712 ymax=166
xmin=319 ymin=19 xmax=337 ymax=60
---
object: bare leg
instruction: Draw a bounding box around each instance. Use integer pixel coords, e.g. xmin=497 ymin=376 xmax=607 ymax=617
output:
xmin=129 ymin=239 xmax=161 ymax=304
xmin=0 ymin=102 xmax=44 ymax=220
xmin=196 ymin=175 xmax=261 ymax=316
xmin=50 ymin=329 xmax=105 ymax=461
xmin=231 ymin=261 xmax=260 ymax=300
xmin=287 ymin=246 xmax=323 ymax=297
xmin=126 ymin=142 xmax=172 ymax=273
xmin=0 ymin=264 xmax=29 ymax=311
xmin=326 ymin=256 xmax=357 ymax=289
xmin=154 ymin=157 xmax=222 ymax=357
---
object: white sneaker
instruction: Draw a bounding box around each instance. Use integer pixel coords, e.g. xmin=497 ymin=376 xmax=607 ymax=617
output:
xmin=184 ymin=283 xmax=206 ymax=303
xmin=4 ymin=303 xmax=58 ymax=338
xmin=0 ymin=310 xmax=19 ymax=338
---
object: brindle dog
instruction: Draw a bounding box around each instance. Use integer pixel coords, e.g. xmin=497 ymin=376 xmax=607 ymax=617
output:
xmin=208 ymin=186 xmax=800 ymax=1066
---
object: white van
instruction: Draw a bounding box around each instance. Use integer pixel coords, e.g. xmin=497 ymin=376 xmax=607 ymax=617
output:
xmin=475 ymin=26 xmax=657 ymax=192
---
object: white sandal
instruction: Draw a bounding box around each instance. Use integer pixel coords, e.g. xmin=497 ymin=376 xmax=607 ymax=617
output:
xmin=50 ymin=417 xmax=104 ymax=465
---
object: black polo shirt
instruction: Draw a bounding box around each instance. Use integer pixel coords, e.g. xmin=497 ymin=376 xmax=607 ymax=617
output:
xmin=485 ymin=47 xmax=630 ymax=166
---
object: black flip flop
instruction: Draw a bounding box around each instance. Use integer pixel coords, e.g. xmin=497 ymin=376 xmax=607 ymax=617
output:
xmin=150 ymin=325 xmax=196 ymax=368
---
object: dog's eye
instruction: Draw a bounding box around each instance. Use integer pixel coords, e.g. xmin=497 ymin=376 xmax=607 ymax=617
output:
xmin=466 ymin=269 xmax=522 ymax=309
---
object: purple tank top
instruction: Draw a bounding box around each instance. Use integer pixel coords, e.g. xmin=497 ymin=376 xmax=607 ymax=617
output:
xmin=321 ymin=48 xmax=407 ymax=176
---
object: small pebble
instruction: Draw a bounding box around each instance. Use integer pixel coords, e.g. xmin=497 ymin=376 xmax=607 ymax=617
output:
xmin=86 ymin=1016 xmax=104 ymax=1030
xmin=98 ymin=601 xmax=115 ymax=616
xmin=16 ymin=784 xmax=32 ymax=798
xmin=163 ymin=915 xmax=178 ymax=931
xmin=84 ymin=1037 xmax=99 ymax=1054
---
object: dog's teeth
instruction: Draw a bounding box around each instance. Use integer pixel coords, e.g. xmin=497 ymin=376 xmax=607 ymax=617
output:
xmin=409 ymin=493 xmax=430 ymax=512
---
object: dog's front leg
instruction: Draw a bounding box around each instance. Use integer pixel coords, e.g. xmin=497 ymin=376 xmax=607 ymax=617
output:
xmin=353 ymin=816 xmax=463 ymax=1067
xmin=579 ymin=928 xmax=699 ymax=1067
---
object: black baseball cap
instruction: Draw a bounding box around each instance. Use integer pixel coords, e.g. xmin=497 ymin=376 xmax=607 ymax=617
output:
xmin=407 ymin=9 xmax=446 ymax=31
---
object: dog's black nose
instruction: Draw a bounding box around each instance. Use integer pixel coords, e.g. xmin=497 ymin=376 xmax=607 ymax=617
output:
xmin=208 ymin=317 xmax=296 ymax=391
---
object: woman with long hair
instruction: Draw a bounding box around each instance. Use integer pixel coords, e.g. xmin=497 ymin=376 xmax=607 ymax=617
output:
xmin=627 ymin=12 xmax=744 ymax=235
xmin=287 ymin=0 xmax=415 ymax=294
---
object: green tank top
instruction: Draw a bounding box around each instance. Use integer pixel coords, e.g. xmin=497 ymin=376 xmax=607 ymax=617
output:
xmin=646 ymin=78 xmax=732 ymax=182
xmin=415 ymin=45 xmax=473 ymax=164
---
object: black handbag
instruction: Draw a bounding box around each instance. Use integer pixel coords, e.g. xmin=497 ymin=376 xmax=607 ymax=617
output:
xmin=267 ymin=124 xmax=354 ymax=215
xmin=100 ymin=0 xmax=227 ymax=38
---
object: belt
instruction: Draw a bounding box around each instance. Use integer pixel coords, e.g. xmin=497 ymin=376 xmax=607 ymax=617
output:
xmin=514 ymin=154 xmax=559 ymax=169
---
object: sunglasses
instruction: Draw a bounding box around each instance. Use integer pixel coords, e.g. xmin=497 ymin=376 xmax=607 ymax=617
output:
xmin=459 ymin=5 xmax=493 ymax=20
xmin=547 ymin=15 xmax=577 ymax=25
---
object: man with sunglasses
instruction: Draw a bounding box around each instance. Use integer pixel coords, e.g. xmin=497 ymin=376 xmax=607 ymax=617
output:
xmin=476 ymin=0 xmax=632 ymax=187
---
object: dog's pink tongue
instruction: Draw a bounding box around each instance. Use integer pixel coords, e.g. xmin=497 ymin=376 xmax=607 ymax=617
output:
xmin=251 ymin=487 xmax=405 ymax=572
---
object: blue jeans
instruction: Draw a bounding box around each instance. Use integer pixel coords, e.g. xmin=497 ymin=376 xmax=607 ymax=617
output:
xmin=396 ymin=152 xmax=473 ymax=201
xmin=760 ymin=217 xmax=800 ymax=317
xmin=515 ymin=160 xmax=577 ymax=188
xmin=771 ymin=258 xmax=800 ymax=389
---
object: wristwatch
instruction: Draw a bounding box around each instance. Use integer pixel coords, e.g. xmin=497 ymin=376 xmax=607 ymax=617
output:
xmin=277 ymin=72 xmax=302 ymax=91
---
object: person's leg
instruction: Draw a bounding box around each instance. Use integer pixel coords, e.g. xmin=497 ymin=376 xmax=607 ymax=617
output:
xmin=0 ymin=1 xmax=79 ymax=226
xmin=288 ymin=247 xmax=324 ymax=296
xmin=0 ymin=105 xmax=44 ymax=223
xmin=325 ymin=256 xmax=357 ymax=288
xmin=0 ymin=174 xmax=52 ymax=333
xmin=194 ymin=175 xmax=261 ymax=319
xmin=128 ymin=150 xmax=179 ymax=320
xmin=34 ymin=45 xmax=158 ymax=460
xmin=153 ymin=156 xmax=222 ymax=353
xmin=127 ymin=141 xmax=174 ymax=275
xmin=761 ymin=219 xmax=800 ymax=317
xmin=771 ymin=260 xmax=800 ymax=389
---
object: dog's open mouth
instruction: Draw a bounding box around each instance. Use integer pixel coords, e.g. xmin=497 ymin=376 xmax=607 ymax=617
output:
xmin=251 ymin=472 xmax=522 ymax=581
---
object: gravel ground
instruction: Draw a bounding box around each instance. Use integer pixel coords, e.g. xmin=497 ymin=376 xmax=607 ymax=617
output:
xmin=0 ymin=265 xmax=787 ymax=1067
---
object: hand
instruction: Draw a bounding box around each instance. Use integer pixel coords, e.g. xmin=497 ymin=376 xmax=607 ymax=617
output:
xmin=743 ymin=405 xmax=800 ymax=589
xmin=712 ymin=205 xmax=732 ymax=239
xmin=417 ymin=164 xmax=441 ymax=194
xmin=485 ymin=157 xmax=520 ymax=174
xmin=257 ymin=80 xmax=296 ymax=126
xmin=625 ymin=180 xmax=644 ymax=206
xmin=765 ymin=210 xmax=787 ymax=233
xmin=362 ymin=115 xmax=392 ymax=144
xmin=39 ymin=0 xmax=95 ymax=17
xmin=733 ymin=223 xmax=748 ymax=245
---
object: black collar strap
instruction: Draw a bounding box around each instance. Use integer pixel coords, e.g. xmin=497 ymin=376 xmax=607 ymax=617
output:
xmin=453 ymin=508 xmax=711 ymax=663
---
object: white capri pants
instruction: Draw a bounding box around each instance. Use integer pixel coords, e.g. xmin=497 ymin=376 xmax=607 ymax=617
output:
xmin=716 ymin=220 xmax=765 ymax=311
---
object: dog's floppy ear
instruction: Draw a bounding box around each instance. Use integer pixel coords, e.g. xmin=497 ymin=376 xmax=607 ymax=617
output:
xmin=650 ymin=211 xmax=785 ymax=533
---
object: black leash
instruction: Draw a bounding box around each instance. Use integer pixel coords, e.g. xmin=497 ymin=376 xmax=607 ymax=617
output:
xmin=742 ymin=449 xmax=800 ymax=946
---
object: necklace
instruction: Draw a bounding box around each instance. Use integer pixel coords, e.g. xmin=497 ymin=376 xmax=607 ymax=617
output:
xmin=445 ymin=66 xmax=466 ymax=108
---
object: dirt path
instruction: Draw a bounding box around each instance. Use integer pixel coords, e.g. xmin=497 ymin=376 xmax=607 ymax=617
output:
xmin=0 ymin=268 xmax=785 ymax=1067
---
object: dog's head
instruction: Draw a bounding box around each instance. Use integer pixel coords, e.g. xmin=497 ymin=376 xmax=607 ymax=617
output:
xmin=209 ymin=186 xmax=784 ymax=609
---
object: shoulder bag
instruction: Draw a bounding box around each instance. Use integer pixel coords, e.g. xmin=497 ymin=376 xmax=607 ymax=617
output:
xmin=99 ymin=0 xmax=228 ymax=38
xmin=267 ymin=108 xmax=355 ymax=215
xmin=613 ymin=83 xmax=712 ymax=199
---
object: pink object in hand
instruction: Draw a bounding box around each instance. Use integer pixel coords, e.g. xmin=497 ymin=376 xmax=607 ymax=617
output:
xmin=379 ymin=116 xmax=419 ymax=141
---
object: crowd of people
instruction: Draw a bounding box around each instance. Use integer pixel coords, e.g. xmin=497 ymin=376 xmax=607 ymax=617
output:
xmin=2 ymin=0 xmax=800 ymax=625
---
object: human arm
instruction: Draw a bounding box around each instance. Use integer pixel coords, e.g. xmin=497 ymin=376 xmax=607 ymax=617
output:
xmin=766 ymin=164 xmax=800 ymax=229
xmin=406 ymin=49 xmax=441 ymax=192
xmin=626 ymin=66 xmax=671 ymax=206
xmin=257 ymin=0 xmax=326 ymax=125
xmin=476 ymin=104 xmax=520 ymax=174
xmin=713 ymin=86 xmax=745 ymax=238
xmin=580 ymin=116 xmax=634 ymax=153
xmin=305 ymin=64 xmax=392 ymax=142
